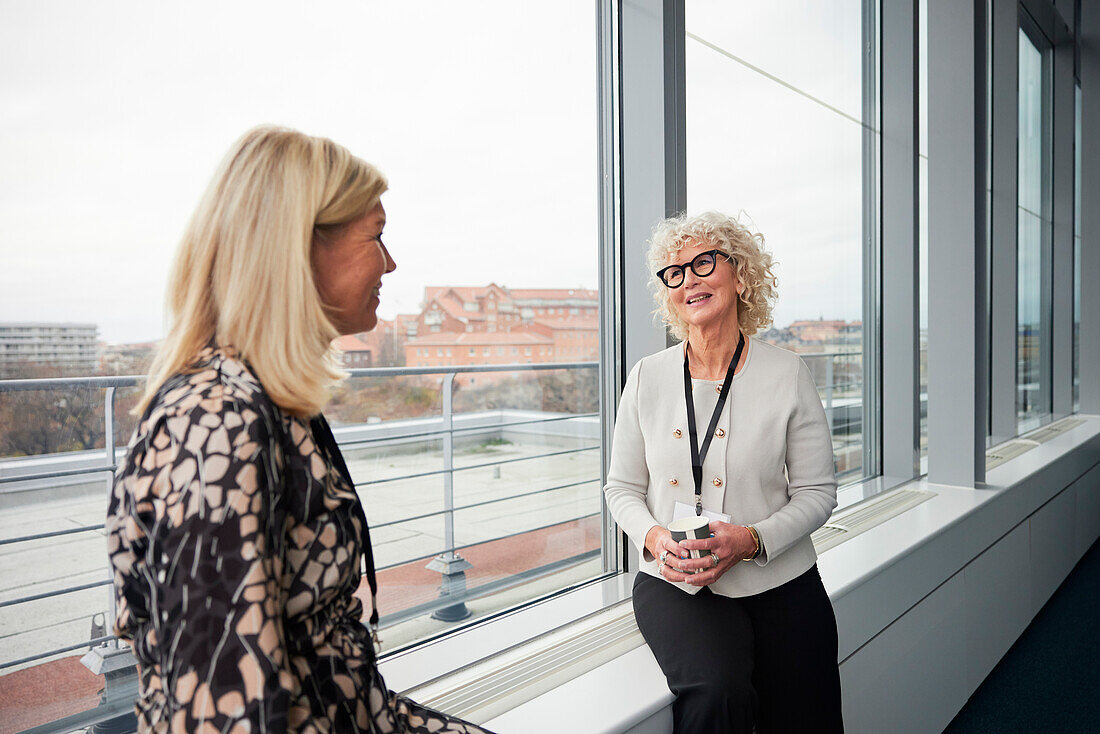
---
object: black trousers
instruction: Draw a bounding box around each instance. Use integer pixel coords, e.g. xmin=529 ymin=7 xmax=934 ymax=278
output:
xmin=633 ymin=565 xmax=844 ymax=734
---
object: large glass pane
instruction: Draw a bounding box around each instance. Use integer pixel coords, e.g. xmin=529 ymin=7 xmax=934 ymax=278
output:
xmin=685 ymin=0 xmax=878 ymax=484
xmin=0 ymin=1 xmax=602 ymax=729
xmin=1016 ymin=27 xmax=1049 ymax=430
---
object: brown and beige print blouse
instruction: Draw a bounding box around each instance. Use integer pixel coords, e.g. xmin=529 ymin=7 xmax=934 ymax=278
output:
xmin=107 ymin=346 xmax=490 ymax=733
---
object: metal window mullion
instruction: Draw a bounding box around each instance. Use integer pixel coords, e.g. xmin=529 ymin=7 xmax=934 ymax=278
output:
xmin=881 ymin=0 xmax=920 ymax=481
xmin=927 ymin=0 xmax=984 ymax=486
xmin=1037 ymin=21 xmax=1055 ymax=424
xmin=103 ymin=386 xmax=118 ymax=649
xmin=1079 ymin=0 xmax=1100 ymax=412
xmin=1051 ymin=33 xmax=1076 ymax=417
xmin=617 ymin=0 xmax=685 ymax=572
xmin=860 ymin=0 xmax=883 ymax=481
xmin=596 ymin=0 xmax=623 ymax=576
xmin=989 ymin=0 xmax=1020 ymax=443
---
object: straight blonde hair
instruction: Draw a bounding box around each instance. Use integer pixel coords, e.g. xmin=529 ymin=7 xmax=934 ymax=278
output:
xmin=137 ymin=126 xmax=388 ymax=417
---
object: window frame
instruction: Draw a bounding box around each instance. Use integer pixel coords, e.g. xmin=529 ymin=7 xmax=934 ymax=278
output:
xmin=1015 ymin=10 xmax=1055 ymax=433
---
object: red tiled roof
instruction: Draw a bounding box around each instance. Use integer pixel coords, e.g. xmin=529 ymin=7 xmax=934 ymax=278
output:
xmin=531 ymin=316 xmax=599 ymax=330
xmin=423 ymin=285 xmax=500 ymax=302
xmin=420 ymin=285 xmax=597 ymax=305
xmin=423 ymin=295 xmax=477 ymax=323
xmin=408 ymin=331 xmax=553 ymax=346
xmin=508 ymin=288 xmax=598 ymax=301
xmin=334 ymin=335 xmax=372 ymax=352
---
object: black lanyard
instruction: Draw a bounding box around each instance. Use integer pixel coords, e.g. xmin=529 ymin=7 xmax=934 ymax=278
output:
xmin=683 ymin=332 xmax=745 ymax=515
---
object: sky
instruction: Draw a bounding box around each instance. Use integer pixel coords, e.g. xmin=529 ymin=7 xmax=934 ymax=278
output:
xmin=1 ymin=0 xmax=871 ymax=344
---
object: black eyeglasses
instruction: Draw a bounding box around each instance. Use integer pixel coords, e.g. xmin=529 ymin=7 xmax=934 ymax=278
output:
xmin=655 ymin=249 xmax=732 ymax=288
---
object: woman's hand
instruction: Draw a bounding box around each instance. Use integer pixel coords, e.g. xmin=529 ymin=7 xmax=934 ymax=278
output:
xmin=644 ymin=525 xmax=695 ymax=583
xmin=676 ymin=522 xmax=757 ymax=586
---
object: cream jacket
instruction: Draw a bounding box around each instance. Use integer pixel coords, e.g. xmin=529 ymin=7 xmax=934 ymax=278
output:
xmin=604 ymin=337 xmax=838 ymax=597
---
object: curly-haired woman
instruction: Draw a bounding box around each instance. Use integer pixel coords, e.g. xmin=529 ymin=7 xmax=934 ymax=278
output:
xmin=603 ymin=211 xmax=843 ymax=733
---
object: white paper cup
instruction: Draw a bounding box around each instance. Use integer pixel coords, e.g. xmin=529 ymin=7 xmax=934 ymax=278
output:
xmin=668 ymin=516 xmax=711 ymax=566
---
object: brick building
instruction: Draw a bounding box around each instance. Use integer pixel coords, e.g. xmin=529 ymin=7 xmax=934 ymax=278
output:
xmin=334 ymin=334 xmax=375 ymax=368
xmin=403 ymin=284 xmax=599 ymax=368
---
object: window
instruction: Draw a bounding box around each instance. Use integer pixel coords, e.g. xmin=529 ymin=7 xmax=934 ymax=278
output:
xmin=1 ymin=6 xmax=609 ymax=726
xmin=1016 ymin=23 xmax=1050 ymax=431
xmin=685 ymin=0 xmax=879 ymax=483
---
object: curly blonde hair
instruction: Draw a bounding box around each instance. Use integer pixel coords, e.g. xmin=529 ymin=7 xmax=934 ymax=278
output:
xmin=647 ymin=211 xmax=778 ymax=340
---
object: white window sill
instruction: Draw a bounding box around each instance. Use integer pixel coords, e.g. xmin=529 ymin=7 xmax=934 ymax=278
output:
xmin=379 ymin=572 xmax=634 ymax=694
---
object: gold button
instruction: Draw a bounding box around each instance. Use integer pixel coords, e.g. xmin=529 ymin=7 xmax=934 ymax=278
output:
xmin=715 ymin=428 xmax=726 ymax=438
xmin=715 ymin=384 xmax=722 ymax=394
xmin=673 ymin=429 xmax=682 ymax=438
xmin=669 ymin=478 xmax=678 ymax=486
xmin=713 ymin=477 xmax=723 ymax=487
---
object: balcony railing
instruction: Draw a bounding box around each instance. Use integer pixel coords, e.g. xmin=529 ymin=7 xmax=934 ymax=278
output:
xmin=0 ymin=362 xmax=603 ymax=676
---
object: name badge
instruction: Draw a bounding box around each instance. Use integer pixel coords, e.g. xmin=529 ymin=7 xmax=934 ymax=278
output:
xmin=672 ymin=501 xmax=731 ymax=525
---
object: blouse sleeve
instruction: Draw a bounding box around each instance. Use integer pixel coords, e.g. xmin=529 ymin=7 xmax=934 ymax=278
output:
xmin=603 ymin=360 xmax=661 ymax=562
xmin=110 ymin=395 xmax=292 ymax=733
xmin=751 ymin=357 xmax=839 ymax=565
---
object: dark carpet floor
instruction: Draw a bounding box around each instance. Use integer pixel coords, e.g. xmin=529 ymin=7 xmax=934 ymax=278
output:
xmin=942 ymin=537 xmax=1100 ymax=733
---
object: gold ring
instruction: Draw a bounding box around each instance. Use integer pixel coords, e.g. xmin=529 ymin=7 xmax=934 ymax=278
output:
xmin=710 ymin=552 xmax=719 ymax=568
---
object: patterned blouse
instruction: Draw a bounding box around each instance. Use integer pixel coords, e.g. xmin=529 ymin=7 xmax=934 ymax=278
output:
xmin=107 ymin=346 xmax=490 ymax=733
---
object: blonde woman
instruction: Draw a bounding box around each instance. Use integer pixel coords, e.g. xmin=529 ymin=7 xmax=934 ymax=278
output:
xmin=107 ymin=127 xmax=491 ymax=733
xmin=604 ymin=212 xmax=843 ymax=732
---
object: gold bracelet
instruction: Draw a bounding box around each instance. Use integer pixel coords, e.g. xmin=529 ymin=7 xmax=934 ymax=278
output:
xmin=743 ymin=525 xmax=761 ymax=561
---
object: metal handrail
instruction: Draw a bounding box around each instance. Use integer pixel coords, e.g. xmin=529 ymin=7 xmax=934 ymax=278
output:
xmin=0 ymin=635 xmax=118 ymax=672
xmin=336 ymin=411 xmax=600 ymax=448
xmin=0 ymin=361 xmax=602 ymax=394
xmin=0 ymin=524 xmax=105 ymax=546
xmin=355 ymin=444 xmax=599 ymax=487
xmin=0 ymin=579 xmax=111 ymax=609
xmin=0 ymin=464 xmax=120 ymax=485
xmin=376 ymin=511 xmax=601 ymax=572
xmin=0 ymin=376 xmax=140 ymax=393
xmin=371 ymin=477 xmax=599 ymax=530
